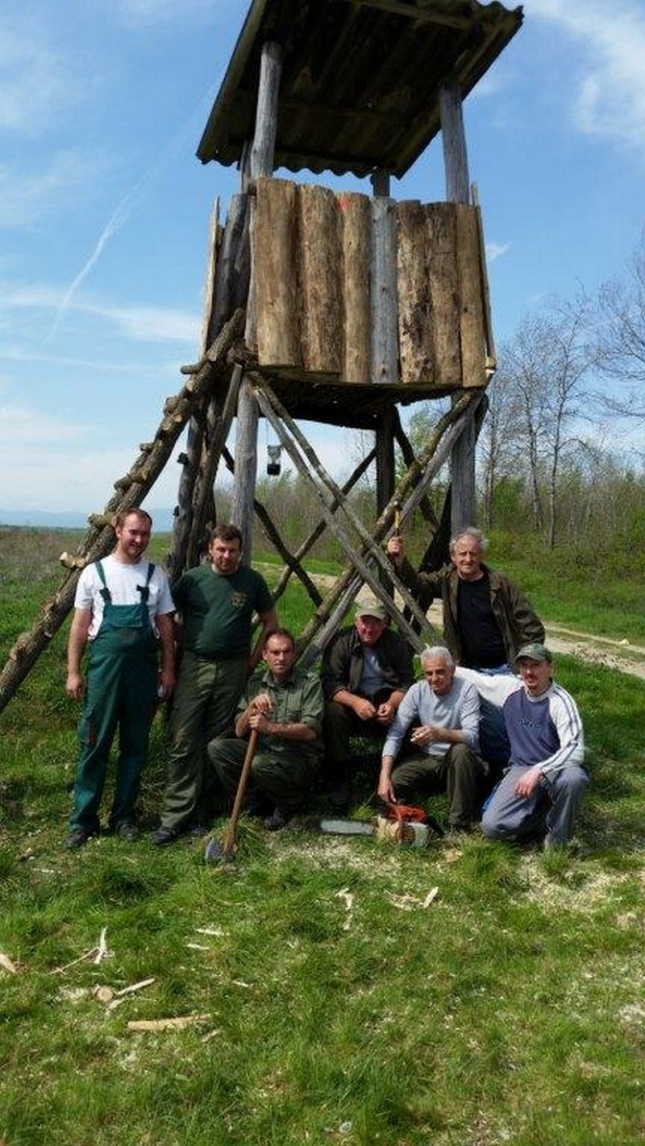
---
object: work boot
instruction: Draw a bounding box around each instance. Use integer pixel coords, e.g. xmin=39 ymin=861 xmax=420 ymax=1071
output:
xmin=66 ymin=828 xmax=93 ymax=850
xmin=116 ymin=821 xmax=139 ymax=843
xmin=150 ymin=825 xmax=180 ymax=846
xmin=264 ymin=807 xmax=292 ymax=832
xmin=328 ymin=779 xmax=352 ymax=814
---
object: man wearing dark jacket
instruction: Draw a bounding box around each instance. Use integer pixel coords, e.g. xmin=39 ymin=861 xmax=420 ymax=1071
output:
xmin=321 ymin=600 xmax=415 ymax=811
xmin=387 ymin=526 xmax=544 ymax=769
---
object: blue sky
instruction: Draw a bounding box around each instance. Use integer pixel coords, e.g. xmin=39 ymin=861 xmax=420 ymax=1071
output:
xmin=2 ymin=0 xmax=645 ymax=520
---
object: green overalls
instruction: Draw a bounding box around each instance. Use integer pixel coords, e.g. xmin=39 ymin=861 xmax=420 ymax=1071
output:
xmin=70 ymin=561 xmax=159 ymax=834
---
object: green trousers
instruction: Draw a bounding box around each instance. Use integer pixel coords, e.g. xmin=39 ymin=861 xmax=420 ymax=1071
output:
xmin=159 ymin=650 xmax=248 ymax=831
xmin=70 ymin=609 xmax=158 ymax=833
xmin=208 ymin=736 xmax=321 ymax=816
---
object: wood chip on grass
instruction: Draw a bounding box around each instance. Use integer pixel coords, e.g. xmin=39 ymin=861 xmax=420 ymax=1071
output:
xmin=127 ymin=1015 xmax=211 ymax=1032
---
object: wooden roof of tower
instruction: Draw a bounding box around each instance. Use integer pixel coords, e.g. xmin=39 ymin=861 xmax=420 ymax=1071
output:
xmin=197 ymin=0 xmax=523 ymax=179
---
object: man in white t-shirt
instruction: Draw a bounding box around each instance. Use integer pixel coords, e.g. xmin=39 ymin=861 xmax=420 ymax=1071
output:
xmin=65 ymin=508 xmax=175 ymax=849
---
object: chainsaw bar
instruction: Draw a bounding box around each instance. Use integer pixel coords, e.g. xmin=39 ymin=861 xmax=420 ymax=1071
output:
xmin=319 ymin=818 xmax=375 ymax=836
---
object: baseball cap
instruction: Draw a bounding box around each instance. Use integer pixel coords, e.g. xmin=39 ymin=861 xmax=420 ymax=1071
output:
xmin=515 ymin=643 xmax=553 ymax=663
xmin=355 ymin=599 xmax=388 ymax=621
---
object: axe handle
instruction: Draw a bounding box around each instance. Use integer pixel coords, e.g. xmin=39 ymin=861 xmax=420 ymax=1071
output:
xmin=221 ymin=728 xmax=259 ymax=855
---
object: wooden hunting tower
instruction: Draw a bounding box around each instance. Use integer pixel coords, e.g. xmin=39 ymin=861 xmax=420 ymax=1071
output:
xmin=173 ymin=0 xmax=524 ymax=654
xmin=0 ymin=0 xmax=524 ymax=712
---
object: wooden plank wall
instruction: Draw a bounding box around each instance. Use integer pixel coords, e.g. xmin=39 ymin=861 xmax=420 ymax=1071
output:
xmin=252 ymin=176 xmax=488 ymax=390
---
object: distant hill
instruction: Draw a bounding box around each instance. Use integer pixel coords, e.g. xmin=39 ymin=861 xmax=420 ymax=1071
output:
xmin=0 ymin=508 xmax=175 ymax=532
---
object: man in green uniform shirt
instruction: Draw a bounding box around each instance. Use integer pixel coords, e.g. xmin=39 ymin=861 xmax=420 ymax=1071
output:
xmin=152 ymin=524 xmax=276 ymax=844
xmin=207 ymin=627 xmax=324 ymax=833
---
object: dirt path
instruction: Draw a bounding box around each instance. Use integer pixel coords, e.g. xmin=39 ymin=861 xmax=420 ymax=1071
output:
xmin=542 ymin=624 xmax=645 ymax=681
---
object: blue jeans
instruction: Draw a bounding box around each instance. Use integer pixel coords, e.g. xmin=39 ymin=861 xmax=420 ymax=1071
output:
xmin=481 ymin=763 xmax=589 ymax=846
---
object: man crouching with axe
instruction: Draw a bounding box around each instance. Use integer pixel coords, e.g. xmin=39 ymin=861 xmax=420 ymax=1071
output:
xmin=207 ymin=628 xmax=324 ymax=844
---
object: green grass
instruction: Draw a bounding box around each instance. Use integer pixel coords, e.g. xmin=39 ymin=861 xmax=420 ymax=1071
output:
xmin=1 ymin=527 xmax=645 ymax=1144
xmin=487 ymin=531 xmax=645 ymax=643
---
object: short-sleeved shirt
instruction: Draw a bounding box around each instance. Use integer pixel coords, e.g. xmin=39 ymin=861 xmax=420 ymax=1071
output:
xmin=173 ymin=563 xmax=273 ymax=660
xmin=74 ymin=555 xmax=175 ymax=639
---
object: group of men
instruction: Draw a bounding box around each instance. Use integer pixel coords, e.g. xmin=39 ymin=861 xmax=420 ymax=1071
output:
xmin=65 ymin=508 xmax=588 ymax=854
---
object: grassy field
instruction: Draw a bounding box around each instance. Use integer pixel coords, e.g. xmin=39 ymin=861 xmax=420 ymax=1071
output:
xmin=1 ymin=527 xmax=645 ymax=1145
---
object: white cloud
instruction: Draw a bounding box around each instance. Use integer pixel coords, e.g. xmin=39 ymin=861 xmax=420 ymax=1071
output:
xmin=89 ymin=302 xmax=199 ymax=344
xmin=0 ymin=400 xmax=185 ymax=512
xmin=0 ymin=152 xmax=108 ymax=228
xmin=97 ymin=0 xmax=228 ymax=28
xmin=300 ymin=423 xmax=363 ymax=485
xmin=2 ymin=285 xmax=198 ymax=345
xmin=486 ymin=242 xmax=511 ymax=264
xmin=530 ymin=0 xmax=645 ymax=157
xmin=0 ymin=14 xmax=84 ymax=137
xmin=0 ymin=404 xmax=85 ymax=447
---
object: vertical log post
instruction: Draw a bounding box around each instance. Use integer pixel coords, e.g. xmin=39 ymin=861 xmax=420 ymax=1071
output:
xmin=232 ymin=40 xmax=282 ymax=556
xmin=170 ymin=199 xmax=220 ymax=579
xmin=370 ymin=168 xmax=397 ymax=584
xmin=440 ymin=74 xmax=477 ymax=533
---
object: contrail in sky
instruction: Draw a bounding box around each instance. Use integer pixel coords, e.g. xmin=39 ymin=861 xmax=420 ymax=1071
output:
xmin=45 ymin=177 xmax=148 ymax=341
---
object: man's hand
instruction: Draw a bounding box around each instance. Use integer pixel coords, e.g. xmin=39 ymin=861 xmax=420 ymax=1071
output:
xmin=66 ymin=671 xmax=85 ymax=701
xmin=377 ymin=761 xmax=396 ymax=806
xmin=245 ymin=693 xmax=273 ymax=733
xmin=250 ymin=693 xmax=273 ymax=717
xmin=375 ymin=699 xmax=396 ymax=726
xmin=386 ymin=536 xmax=405 ymax=566
xmin=409 ymin=724 xmax=443 ymax=748
xmin=248 ymin=710 xmax=272 ymax=733
xmin=352 ymin=696 xmax=377 ymax=722
xmin=514 ymin=766 xmax=543 ymax=798
xmin=157 ymin=669 xmax=176 ymax=700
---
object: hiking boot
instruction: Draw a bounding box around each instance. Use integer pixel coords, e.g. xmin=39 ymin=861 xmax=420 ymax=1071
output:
xmin=67 ymin=828 xmax=92 ymax=850
xmin=116 ymin=821 xmax=139 ymax=843
xmin=328 ymin=779 xmax=352 ymax=814
xmin=244 ymin=792 xmax=271 ymax=818
xmin=264 ymin=807 xmax=292 ymax=832
xmin=150 ymin=825 xmax=180 ymax=846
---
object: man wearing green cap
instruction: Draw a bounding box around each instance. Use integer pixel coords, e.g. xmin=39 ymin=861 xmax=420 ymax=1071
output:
xmin=321 ymin=599 xmax=415 ymax=811
xmin=458 ymin=643 xmax=588 ymax=848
